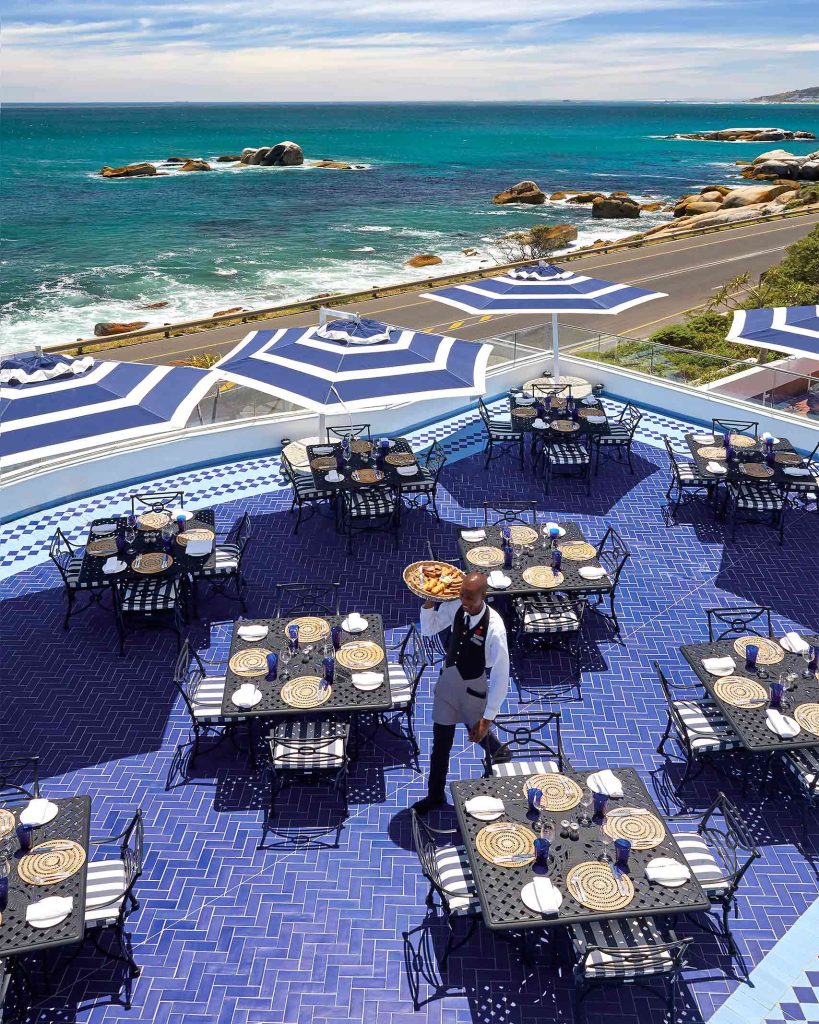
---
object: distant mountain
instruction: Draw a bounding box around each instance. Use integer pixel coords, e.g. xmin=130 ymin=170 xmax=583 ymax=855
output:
xmin=749 ymin=87 xmax=819 ymax=103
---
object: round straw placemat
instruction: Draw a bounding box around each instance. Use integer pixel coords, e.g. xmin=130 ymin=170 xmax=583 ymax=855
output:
xmin=385 ymin=452 xmax=416 ymax=467
xmin=741 ymin=463 xmax=774 ymax=479
xmin=603 ymin=808 xmax=666 ymax=850
xmin=132 ymin=552 xmax=172 ymax=575
xmin=310 ymin=456 xmax=336 ymax=471
xmin=336 ymin=640 xmax=384 ymax=670
xmin=0 ymin=808 xmax=15 ymax=841
xmin=713 ymin=677 xmax=769 ymax=708
xmin=403 ymin=561 xmax=463 ymax=600
xmin=17 ymin=839 xmax=87 ymax=886
xmin=177 ymin=527 xmax=215 ymax=545
xmin=513 ymin=406 xmax=536 ymax=419
xmin=467 ymin=546 xmax=505 ymax=568
xmin=475 ymin=822 xmax=535 ymax=868
xmin=350 ymin=439 xmax=372 ymax=454
xmin=137 ymin=511 xmax=171 ymax=531
xmin=730 ymin=434 xmax=756 ymax=449
xmin=228 ymin=647 xmax=272 ymax=677
xmin=567 ymin=860 xmax=635 ymax=911
xmin=285 ymin=616 xmax=330 ymax=644
xmin=774 ymin=452 xmax=802 ymax=466
xmin=697 ymin=445 xmax=727 ymax=460
xmin=508 ymin=525 xmax=539 ymax=546
xmin=552 ymin=419 xmax=580 ymax=432
xmin=733 ymin=636 xmax=784 ymax=665
xmin=525 ymin=773 xmax=583 ymax=811
xmin=794 ymin=703 xmax=819 ymax=737
xmin=351 ymin=468 xmax=384 ymax=484
xmin=558 ymin=541 xmax=597 ymax=561
xmin=87 ymin=538 xmax=118 ymax=557
xmin=522 ymin=566 xmax=565 ymax=589
xmin=281 ymin=676 xmax=331 ymax=709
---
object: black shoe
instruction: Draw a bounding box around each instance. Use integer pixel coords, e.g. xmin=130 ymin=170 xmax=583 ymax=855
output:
xmin=412 ymin=794 xmax=446 ymax=816
xmin=492 ymin=743 xmax=512 ymax=765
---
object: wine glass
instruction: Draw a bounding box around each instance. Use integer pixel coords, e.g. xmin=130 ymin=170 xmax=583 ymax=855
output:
xmin=124 ymin=526 xmax=136 ymax=553
xmin=279 ymin=647 xmax=292 ymax=679
xmin=597 ymin=822 xmax=613 ymax=863
xmin=578 ymin=793 xmax=593 ymax=826
xmin=802 ymin=646 xmax=814 ymax=679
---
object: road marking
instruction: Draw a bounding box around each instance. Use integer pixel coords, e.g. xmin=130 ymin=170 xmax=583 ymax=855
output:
xmin=479 ymin=315 xmax=494 ymax=322
xmin=448 ymin=320 xmax=465 ymax=330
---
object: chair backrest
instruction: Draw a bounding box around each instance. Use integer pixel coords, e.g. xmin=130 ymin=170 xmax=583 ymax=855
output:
xmin=477 ymin=397 xmax=492 ymax=426
xmin=397 ymin=625 xmax=428 ymax=704
xmin=268 ymin=720 xmax=347 ymax=770
xmin=619 ymin=402 xmax=643 ymax=433
xmin=49 ymin=529 xmax=75 ymax=584
xmin=806 ymin=441 xmax=819 ymax=473
xmin=531 ymin=383 xmax=569 ymax=400
xmin=226 ymin=512 xmax=252 ymax=554
xmin=595 ymin=526 xmax=630 ymax=585
xmin=327 ymin=424 xmax=371 ymax=443
xmin=654 ymin=662 xmax=704 ymax=748
xmin=120 ymin=808 xmax=145 ymax=895
xmin=576 ymin=929 xmax=690 ymax=981
xmin=423 ymin=440 xmax=447 ymax=480
xmin=488 ymin=712 xmax=569 ymax=773
xmin=483 ymin=500 xmax=537 ymax=528
xmin=697 ymin=792 xmax=760 ymax=896
xmin=706 ymin=604 xmax=772 ymax=642
xmin=131 ymin=491 xmax=184 ymax=515
xmin=113 ymin=574 xmax=180 ymax=615
xmin=712 ymin=418 xmax=758 ymax=439
xmin=275 ymin=582 xmax=340 ymax=617
xmin=410 ymin=811 xmax=466 ymax=915
xmin=663 ymin=437 xmax=692 ymax=477
xmin=0 ymin=757 xmax=40 ymax=807
xmin=172 ymin=639 xmax=206 ymax=720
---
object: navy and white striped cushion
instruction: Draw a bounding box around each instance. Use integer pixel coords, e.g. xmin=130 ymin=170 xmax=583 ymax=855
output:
xmin=84 ymin=859 xmax=129 ymax=926
xmin=121 ymin=579 xmax=177 ymax=613
xmin=672 ymin=832 xmax=731 ymax=893
xmin=348 ymin=490 xmax=395 ymax=517
xmin=190 ymin=676 xmax=227 ymax=720
xmin=678 ymin=463 xmax=706 ymax=482
xmin=517 ymin=595 xmax=580 ymax=633
xmin=548 ymin=444 xmax=589 ymax=466
xmin=198 ymin=543 xmax=240 ymax=575
xmin=492 ymin=760 xmax=559 ymax=778
xmin=294 ymin=476 xmax=332 ymax=498
xmin=271 ymin=719 xmax=346 ymax=769
xmin=571 ymin=917 xmax=674 ymax=979
xmin=597 ymin=424 xmax=633 ymax=443
xmin=783 ymin=747 xmax=819 ymax=796
xmin=733 ymin=485 xmax=784 ymax=512
xmin=434 ymin=844 xmax=480 ymax=915
xmin=65 ymin=557 xmax=96 ymax=589
xmin=387 ymin=661 xmax=413 ymax=706
xmin=399 ymin=470 xmax=435 ymax=493
xmin=672 ymin=699 xmax=741 ymax=752
xmin=488 ymin=421 xmax=522 ymax=438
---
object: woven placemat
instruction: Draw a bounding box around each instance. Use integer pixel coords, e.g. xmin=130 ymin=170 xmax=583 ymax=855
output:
xmin=774 ymin=452 xmax=802 ymax=466
xmin=567 ymin=860 xmax=635 ymax=911
xmin=280 ymin=676 xmax=331 ymax=709
xmin=697 ymin=445 xmax=727 ymax=460
xmin=228 ymin=647 xmax=272 ymax=677
xmin=526 ymin=773 xmax=583 ymax=811
xmin=177 ymin=528 xmax=215 ymax=545
xmin=310 ymin=456 xmax=336 ymax=471
xmin=508 ymin=525 xmax=539 ymax=546
xmin=733 ymin=635 xmax=784 ymax=665
xmin=475 ymin=822 xmax=535 ymax=868
xmin=603 ymin=808 xmax=666 ymax=850
xmin=794 ymin=703 xmax=819 ymax=737
xmin=87 ymin=538 xmax=118 ymax=556
xmin=730 ymin=434 xmax=757 ymax=449
xmin=577 ymin=407 xmax=603 ymax=418
xmin=741 ymin=462 xmax=774 ymax=479
xmin=286 ymin=616 xmax=330 ymax=644
xmin=17 ymin=839 xmax=87 ymax=886
xmin=713 ymin=676 xmax=769 ymax=708
xmin=132 ymin=552 xmax=172 ymax=575
xmin=347 ymin=439 xmax=369 ymax=454
xmin=512 ymin=406 xmax=537 ymax=419
xmin=336 ymin=640 xmax=384 ymax=670
xmin=0 ymin=808 xmax=15 ymax=841
xmin=385 ymin=452 xmax=416 ymax=467
xmin=558 ymin=541 xmax=597 ymax=561
xmin=522 ymin=566 xmax=565 ymax=589
xmin=137 ymin=511 xmax=171 ymax=531
xmin=351 ymin=468 xmax=385 ymax=484
xmin=467 ymin=545 xmax=505 ymax=568
xmin=552 ymin=419 xmax=580 ymax=432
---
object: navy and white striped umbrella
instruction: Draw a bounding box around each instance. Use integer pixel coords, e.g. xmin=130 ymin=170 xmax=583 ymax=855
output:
xmin=727 ymin=305 xmax=819 ymax=358
xmin=422 ymin=263 xmax=666 ymax=379
xmin=213 ymin=322 xmax=492 ymax=425
xmin=0 ymin=359 xmax=218 ymax=468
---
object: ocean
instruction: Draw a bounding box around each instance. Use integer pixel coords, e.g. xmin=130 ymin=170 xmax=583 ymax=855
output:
xmin=3 ymin=102 xmax=818 ymax=356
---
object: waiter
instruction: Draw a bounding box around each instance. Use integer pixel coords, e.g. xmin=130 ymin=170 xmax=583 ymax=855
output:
xmin=413 ymin=571 xmax=510 ymax=815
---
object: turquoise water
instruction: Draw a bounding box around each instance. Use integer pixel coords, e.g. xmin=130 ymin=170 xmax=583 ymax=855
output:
xmin=3 ymin=102 xmax=818 ymax=354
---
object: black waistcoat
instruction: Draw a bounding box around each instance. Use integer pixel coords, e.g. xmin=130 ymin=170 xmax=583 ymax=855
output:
xmin=445 ymin=605 xmax=490 ymax=679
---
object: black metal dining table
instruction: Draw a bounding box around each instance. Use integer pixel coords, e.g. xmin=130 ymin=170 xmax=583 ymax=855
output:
xmin=683 ymin=432 xmax=802 ymax=489
xmin=451 ymin=770 xmax=709 ymax=933
xmin=0 ymin=796 xmax=91 ymax=957
xmin=304 ymin=436 xmax=423 ymax=495
xmin=509 ymin=394 xmax=609 ymax=440
xmin=681 ymin=636 xmax=819 ymax=753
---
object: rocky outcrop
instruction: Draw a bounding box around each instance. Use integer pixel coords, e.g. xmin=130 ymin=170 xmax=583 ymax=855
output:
xmin=462 ymin=247 xmax=480 ymax=256
xmin=592 ymin=194 xmax=640 ymax=218
xmin=314 ymin=159 xmax=352 ymax=169
xmin=740 ymin=149 xmax=819 ymax=181
xmin=240 ymin=141 xmax=304 ymax=166
xmin=94 ymin=321 xmax=149 ymax=336
xmin=179 ymin=159 xmax=212 ymax=172
xmin=550 ymin=191 xmax=568 ymax=200
xmin=668 ymin=127 xmax=816 ymax=142
xmin=212 ymin=306 xmax=245 ymax=317
xmin=139 ymin=301 xmax=169 ymax=310
xmin=565 ymin=191 xmax=603 ymax=205
xmin=216 ymin=155 xmax=243 ymax=162
xmin=506 ymin=224 xmax=579 ymax=248
xmin=492 ymin=180 xmax=546 ymax=205
xmin=99 ymin=162 xmax=157 ymax=179
xmin=165 ymin=157 xmax=191 ymax=164
xmin=640 ymin=201 xmax=663 ymax=211
xmin=405 ymin=253 xmax=443 ymax=268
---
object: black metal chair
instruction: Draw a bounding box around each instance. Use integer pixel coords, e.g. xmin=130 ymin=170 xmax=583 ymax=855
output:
xmin=82 ymin=808 xmax=144 ymax=999
xmin=712 ymin=418 xmax=758 ymax=441
xmin=477 ymin=397 xmax=523 ymax=470
xmin=410 ymin=810 xmax=481 ymax=968
xmin=482 ymin=499 xmax=537 ymax=528
xmin=585 ymin=525 xmax=630 ymax=632
xmin=281 ymin=451 xmax=333 ymax=534
xmin=130 ymin=491 xmax=184 ymax=516
xmin=541 ymin=436 xmax=592 ymax=494
xmin=669 ymin=792 xmax=759 ymax=954
xmin=706 ymin=604 xmax=772 ymax=642
xmin=593 ymin=401 xmax=642 ymax=473
xmin=483 ymin=711 xmax=571 ymax=778
xmin=662 ymin=437 xmax=713 ymax=521
xmin=381 ymin=625 xmax=428 ymax=766
xmin=191 ymin=512 xmax=252 ymax=612
xmin=530 ymin=382 xmax=570 ymax=401
xmin=0 ymin=756 xmax=40 ymax=807
xmin=780 ymin=747 xmax=819 ymax=843
xmin=655 ymin=663 xmax=742 ymax=792
xmin=784 ymin=441 xmax=819 ymax=513
xmin=265 ymin=718 xmax=350 ymax=817
xmin=172 ymin=640 xmax=236 ymax=767
xmin=339 ymin=485 xmax=399 ymax=553
xmin=49 ymin=528 xmax=108 ymax=631
xmin=275 ymin=581 xmax=340 ymax=617
xmin=326 ymin=423 xmax=371 ymax=443
xmin=398 ymin=441 xmax=447 ymax=521
xmin=512 ymin=593 xmax=586 ymax=676
xmin=113 ymin=575 xmax=184 ymax=656
xmin=725 ymin=479 xmax=786 ymax=544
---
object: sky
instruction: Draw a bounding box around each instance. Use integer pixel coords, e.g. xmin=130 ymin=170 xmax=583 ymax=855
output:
xmin=4 ymin=0 xmax=818 ymax=103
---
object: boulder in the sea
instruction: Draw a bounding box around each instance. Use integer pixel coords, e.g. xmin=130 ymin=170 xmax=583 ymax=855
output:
xmin=463 ymin=247 xmax=480 ymax=256
xmin=678 ymin=200 xmax=723 ymax=216
xmin=165 ymin=157 xmax=192 ymax=164
xmin=99 ymin=162 xmax=157 ymax=179
xmin=179 ymin=159 xmax=212 ymax=172
xmin=139 ymin=301 xmax=170 ymax=310
xmin=492 ymin=180 xmax=546 ymax=205
xmin=565 ymin=191 xmax=604 ymax=204
xmin=212 ymin=307 xmax=245 ymax=317
xmin=405 ymin=253 xmax=443 ymax=268
xmin=314 ymin=159 xmax=352 ymax=169
xmin=550 ymin=191 xmax=568 ymax=200
xmin=592 ymin=194 xmax=640 ymax=218
xmin=241 ymin=141 xmax=305 ymax=166
xmin=721 ymin=184 xmax=785 ymax=208
xmin=668 ymin=127 xmax=816 ymax=143
xmin=640 ymin=201 xmax=663 ymax=211
xmin=94 ymin=321 xmax=149 ymax=336
xmin=216 ymin=155 xmax=243 ymax=162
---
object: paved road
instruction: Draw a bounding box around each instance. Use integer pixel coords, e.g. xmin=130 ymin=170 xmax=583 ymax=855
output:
xmin=98 ymin=213 xmax=818 ymax=365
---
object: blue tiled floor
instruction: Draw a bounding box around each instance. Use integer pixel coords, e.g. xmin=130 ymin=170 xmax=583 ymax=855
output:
xmin=1 ymin=398 xmax=817 ymax=1024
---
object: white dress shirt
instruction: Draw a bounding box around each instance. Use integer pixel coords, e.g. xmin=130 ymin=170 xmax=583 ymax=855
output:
xmin=419 ymin=600 xmax=510 ymax=720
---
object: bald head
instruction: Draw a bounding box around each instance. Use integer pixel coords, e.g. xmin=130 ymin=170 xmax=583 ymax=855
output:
xmin=460 ymin=572 xmax=488 ymax=616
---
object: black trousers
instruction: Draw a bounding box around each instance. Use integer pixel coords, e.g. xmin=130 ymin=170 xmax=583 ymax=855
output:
xmin=426 ymin=722 xmax=505 ymax=801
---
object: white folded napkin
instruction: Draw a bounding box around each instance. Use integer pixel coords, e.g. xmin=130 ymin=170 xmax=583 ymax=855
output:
xmin=516 ymin=396 xmax=535 ymax=406
xmin=90 ymin=522 xmax=116 ymax=535
xmin=313 ymin=446 xmax=333 ymax=454
xmin=646 ymin=857 xmax=691 ymax=887
xmin=464 ymin=795 xmax=505 ymax=818
xmin=585 ymin=415 xmax=606 ymax=424
xmin=170 ymin=507 xmax=193 ymax=521
xmin=693 ymin=433 xmax=715 ymax=444
xmin=19 ymin=798 xmax=59 ymax=827
xmin=532 ymin=418 xmax=547 ymax=429
xmin=586 ymin=769 xmax=623 ymax=798
xmin=781 ymin=631 xmax=810 ymax=655
xmin=461 ymin=528 xmax=486 ymax=542
xmin=578 ymin=566 xmax=607 ymax=581
xmin=26 ymin=896 xmax=73 ymax=929
xmin=352 ymin=671 xmax=384 ymax=690
xmin=761 ymin=433 xmax=780 ymax=443
xmin=102 ymin=557 xmax=126 ymax=575
xmin=581 ymin=396 xmax=597 ymax=406
xmin=702 ymin=656 xmax=736 ymax=676
xmin=185 ymin=538 xmax=213 ymax=556
xmin=238 ymin=624 xmax=268 ymax=641
xmin=325 ymin=471 xmax=343 ymax=482
xmin=397 ymin=465 xmax=418 ymax=476
xmin=521 ymin=877 xmax=562 ymax=914
xmin=543 ymin=522 xmax=565 ymax=537
xmin=487 ymin=571 xmax=511 ymax=589
xmin=784 ymin=467 xmax=810 ymax=477
xmin=706 ymin=461 xmax=728 ymax=474
xmin=766 ymin=709 xmax=800 ymax=738
xmin=343 ymin=614 xmax=368 ymax=632
xmin=231 ymin=684 xmax=262 ymax=709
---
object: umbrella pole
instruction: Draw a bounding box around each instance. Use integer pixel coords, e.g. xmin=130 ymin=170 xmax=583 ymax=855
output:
xmin=551 ymin=313 xmax=560 ymax=384
xmin=318 ymin=411 xmax=326 ymax=444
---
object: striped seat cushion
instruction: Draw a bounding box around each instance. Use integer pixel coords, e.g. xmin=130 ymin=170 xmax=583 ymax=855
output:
xmin=492 ymin=760 xmax=559 ymax=778
xmin=517 ymin=595 xmax=580 ymax=633
xmin=734 ymin=487 xmax=784 ymax=512
xmin=387 ymin=661 xmax=413 ymax=706
xmin=84 ymin=859 xmax=129 ymax=926
xmin=65 ymin=556 xmax=97 ymax=589
xmin=597 ymin=424 xmax=634 ymax=443
xmin=121 ymin=579 xmax=177 ymax=613
xmin=672 ymin=832 xmax=731 ymax=893
xmin=678 ymin=463 xmax=707 ymax=483
xmin=488 ymin=423 xmax=522 ymax=438
xmin=190 ymin=676 xmax=227 ymax=719
xmin=199 ymin=543 xmax=240 ymax=575
xmin=399 ymin=471 xmax=435 ymax=493
xmin=571 ymin=917 xmax=674 ymax=979
xmin=548 ymin=444 xmax=589 ymax=466
xmin=348 ymin=490 xmax=395 ymax=518
xmin=434 ymin=844 xmax=480 ymax=916
xmin=783 ymin=747 xmax=819 ymax=796
xmin=293 ymin=475 xmax=332 ymax=498
xmin=672 ymin=699 xmax=741 ymax=752
xmin=271 ymin=719 xmax=346 ymax=770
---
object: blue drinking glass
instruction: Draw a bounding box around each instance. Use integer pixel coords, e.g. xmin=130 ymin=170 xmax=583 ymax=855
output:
xmin=335 ymin=452 xmax=345 ymax=472
xmin=526 ymin=788 xmax=542 ymax=818
xmin=0 ymin=857 xmax=9 ymax=911
xmin=176 ymin=515 xmax=186 ymax=534
xmin=809 ymin=647 xmax=818 ymax=673
xmin=379 ymin=438 xmax=390 ymax=452
xmin=614 ymin=838 xmax=631 ymax=868
xmin=288 ymin=624 xmax=300 ymax=654
xmin=127 ymin=514 xmax=137 ymax=529
xmin=535 ymin=400 xmax=545 ymax=419
xmin=549 ymin=526 xmax=560 ymax=545
xmin=534 ymin=836 xmax=551 ymax=870
xmin=323 ymin=656 xmax=335 ymax=684
xmin=265 ymin=652 xmax=278 ymax=681
xmin=545 ymin=395 xmax=553 ymax=411
xmin=503 ymin=542 xmax=513 ymax=570
xmin=592 ymin=792 xmax=608 ymax=818
xmin=331 ymin=625 xmax=343 ymax=651
xmin=116 ymin=534 xmax=128 ymax=558
xmin=723 ymin=431 xmax=731 ymax=449
xmin=769 ymin=681 xmax=784 ymax=708
xmin=745 ymin=643 xmax=759 ymax=671
xmin=551 ymin=548 xmax=562 ymax=572
xmin=16 ymin=823 xmax=34 ymax=852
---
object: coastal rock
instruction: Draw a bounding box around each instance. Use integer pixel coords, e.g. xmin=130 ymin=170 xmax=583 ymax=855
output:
xmin=700 ymin=184 xmax=732 ymax=195
xmin=94 ymin=321 xmax=149 ymax=336
xmin=565 ymin=191 xmax=603 ymax=204
xmin=241 ymin=141 xmax=304 ymax=166
xmin=677 ymin=200 xmax=723 ymax=216
xmin=139 ymin=301 xmax=170 ymax=310
xmin=511 ymin=224 xmax=578 ymax=248
xmin=405 ymin=253 xmax=443 ymax=268
xmin=462 ymin=247 xmax=480 ymax=256
xmin=739 ymin=149 xmax=819 ymax=182
xmin=592 ymin=194 xmax=640 ymax=218
xmin=212 ymin=306 xmax=245 ymax=317
xmin=752 ymin=149 xmax=796 ymax=164
xmin=721 ymin=184 xmax=786 ymax=208
xmin=314 ymin=160 xmax=353 ymax=169
xmin=668 ymin=127 xmax=816 ymax=143
xmin=216 ymin=155 xmax=243 ymax=162
xmin=640 ymin=201 xmax=663 ymax=211
xmin=99 ymin=162 xmax=157 ymax=179
xmin=165 ymin=157 xmax=191 ymax=164
xmin=492 ymin=180 xmax=546 ymax=205
xmin=179 ymin=159 xmax=212 ymax=172
xmin=550 ymin=191 xmax=568 ymax=200
xmin=699 ymin=191 xmax=724 ymax=203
